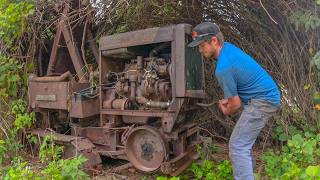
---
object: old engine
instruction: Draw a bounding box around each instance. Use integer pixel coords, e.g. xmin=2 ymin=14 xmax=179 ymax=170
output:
xmin=29 ymin=23 xmax=206 ymax=176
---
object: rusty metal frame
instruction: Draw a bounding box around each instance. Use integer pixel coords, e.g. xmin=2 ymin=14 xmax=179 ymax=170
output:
xmin=46 ymin=4 xmax=87 ymax=82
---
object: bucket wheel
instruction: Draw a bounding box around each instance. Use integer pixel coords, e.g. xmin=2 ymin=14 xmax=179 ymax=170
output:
xmin=125 ymin=125 xmax=168 ymax=172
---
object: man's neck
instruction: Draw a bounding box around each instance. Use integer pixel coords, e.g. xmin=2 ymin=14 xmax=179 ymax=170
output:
xmin=214 ymin=45 xmax=223 ymax=59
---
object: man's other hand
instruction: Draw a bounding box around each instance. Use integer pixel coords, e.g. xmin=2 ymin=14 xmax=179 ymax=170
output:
xmin=218 ymin=96 xmax=241 ymax=116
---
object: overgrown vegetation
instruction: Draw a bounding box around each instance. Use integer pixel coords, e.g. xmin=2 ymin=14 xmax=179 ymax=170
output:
xmin=0 ymin=0 xmax=320 ymax=179
xmin=0 ymin=97 xmax=88 ymax=179
xmin=1 ymin=136 xmax=89 ymax=179
xmin=0 ymin=0 xmax=34 ymax=47
xmin=0 ymin=0 xmax=88 ymax=178
xmin=259 ymin=1 xmax=320 ymax=179
xmin=262 ymin=131 xmax=320 ymax=179
xmin=156 ymin=144 xmax=233 ymax=180
xmin=0 ymin=56 xmax=24 ymax=98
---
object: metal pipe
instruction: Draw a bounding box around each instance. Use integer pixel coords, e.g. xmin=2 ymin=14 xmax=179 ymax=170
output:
xmin=145 ymin=101 xmax=171 ymax=108
xmin=129 ymin=75 xmax=137 ymax=103
xmin=130 ymin=81 xmax=136 ymax=102
xmin=137 ymin=56 xmax=144 ymax=83
xmin=136 ymin=86 xmax=148 ymax=104
xmin=137 ymin=56 xmax=144 ymax=70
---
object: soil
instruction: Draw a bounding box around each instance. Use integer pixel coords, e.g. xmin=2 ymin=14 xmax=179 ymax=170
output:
xmin=89 ymin=141 xmax=273 ymax=180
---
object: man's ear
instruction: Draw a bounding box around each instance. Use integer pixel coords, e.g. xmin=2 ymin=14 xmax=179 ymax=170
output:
xmin=211 ymin=36 xmax=219 ymax=45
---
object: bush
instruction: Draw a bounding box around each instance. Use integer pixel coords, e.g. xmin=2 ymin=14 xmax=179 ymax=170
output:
xmin=0 ymin=0 xmax=34 ymax=46
xmin=42 ymin=156 xmax=89 ymax=180
xmin=4 ymin=161 xmax=35 ymax=180
xmin=0 ymin=56 xmax=24 ymax=98
xmin=262 ymin=132 xmax=320 ymax=179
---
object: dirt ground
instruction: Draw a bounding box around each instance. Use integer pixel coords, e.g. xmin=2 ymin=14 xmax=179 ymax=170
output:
xmin=90 ymin=141 xmax=271 ymax=180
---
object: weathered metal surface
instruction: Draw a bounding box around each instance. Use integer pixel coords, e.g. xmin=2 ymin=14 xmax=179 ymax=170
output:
xmin=99 ymin=26 xmax=175 ymax=51
xmin=60 ymin=21 xmax=87 ymax=82
xmin=100 ymin=109 xmax=175 ymax=117
xmin=98 ymin=149 xmax=126 ymax=159
xmin=125 ymin=126 xmax=168 ymax=172
xmin=31 ymin=71 xmax=73 ymax=82
xmin=72 ymin=127 xmax=107 ymax=145
xmin=122 ymin=116 xmax=150 ymax=124
xmin=161 ymin=144 xmax=199 ymax=176
xmin=35 ymin=95 xmax=56 ymax=101
xmin=161 ymin=98 xmax=184 ymax=133
xmin=174 ymin=24 xmax=206 ymax=98
xmin=174 ymin=24 xmax=188 ymax=98
xmin=47 ymin=23 xmax=63 ymax=75
xmin=160 ymin=125 xmax=200 ymax=176
xmin=70 ymin=96 xmax=99 ymax=118
xmin=28 ymin=81 xmax=69 ymax=110
xmin=109 ymin=163 xmax=133 ymax=173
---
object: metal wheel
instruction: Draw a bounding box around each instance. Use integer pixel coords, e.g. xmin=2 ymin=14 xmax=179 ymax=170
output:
xmin=125 ymin=125 xmax=168 ymax=172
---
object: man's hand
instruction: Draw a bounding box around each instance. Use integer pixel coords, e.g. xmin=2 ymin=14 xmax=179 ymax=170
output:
xmin=218 ymin=96 xmax=241 ymax=116
xmin=218 ymin=99 xmax=228 ymax=115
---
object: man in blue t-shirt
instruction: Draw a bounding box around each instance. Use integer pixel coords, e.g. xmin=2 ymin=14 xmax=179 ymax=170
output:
xmin=188 ymin=22 xmax=280 ymax=180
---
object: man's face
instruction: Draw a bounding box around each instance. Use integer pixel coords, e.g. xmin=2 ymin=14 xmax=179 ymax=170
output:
xmin=197 ymin=37 xmax=219 ymax=59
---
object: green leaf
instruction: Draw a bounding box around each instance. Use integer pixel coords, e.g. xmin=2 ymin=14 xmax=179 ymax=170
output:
xmin=205 ymin=172 xmax=215 ymax=180
xmin=302 ymin=140 xmax=316 ymax=155
xmin=156 ymin=177 xmax=168 ymax=180
xmin=306 ymin=165 xmax=320 ymax=177
xmin=169 ymin=177 xmax=180 ymax=180
xmin=292 ymin=134 xmax=304 ymax=144
xmin=275 ymin=126 xmax=283 ymax=133
xmin=204 ymin=159 xmax=214 ymax=172
xmin=279 ymin=133 xmax=288 ymax=141
xmin=304 ymin=132 xmax=312 ymax=138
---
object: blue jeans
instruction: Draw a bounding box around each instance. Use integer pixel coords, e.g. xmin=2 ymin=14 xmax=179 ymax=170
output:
xmin=229 ymin=99 xmax=279 ymax=180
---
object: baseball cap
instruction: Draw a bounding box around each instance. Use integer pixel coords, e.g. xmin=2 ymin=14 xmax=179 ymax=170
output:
xmin=188 ymin=22 xmax=221 ymax=47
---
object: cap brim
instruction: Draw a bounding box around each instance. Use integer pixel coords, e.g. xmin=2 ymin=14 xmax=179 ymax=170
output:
xmin=187 ymin=39 xmax=205 ymax=47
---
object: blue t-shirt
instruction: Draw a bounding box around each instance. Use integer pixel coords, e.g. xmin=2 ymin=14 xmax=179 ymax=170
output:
xmin=215 ymin=42 xmax=280 ymax=106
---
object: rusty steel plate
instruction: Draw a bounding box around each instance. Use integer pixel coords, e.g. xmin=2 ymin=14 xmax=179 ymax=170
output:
xmin=28 ymin=81 xmax=69 ymax=110
xmin=125 ymin=126 xmax=168 ymax=172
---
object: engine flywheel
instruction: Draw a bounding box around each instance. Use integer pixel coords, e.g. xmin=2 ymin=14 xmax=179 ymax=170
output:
xmin=125 ymin=125 xmax=168 ymax=172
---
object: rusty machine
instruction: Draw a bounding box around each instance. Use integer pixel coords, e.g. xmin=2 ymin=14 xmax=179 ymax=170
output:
xmin=28 ymin=2 xmax=206 ymax=175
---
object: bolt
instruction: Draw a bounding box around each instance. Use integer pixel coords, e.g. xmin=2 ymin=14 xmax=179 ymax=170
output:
xmin=172 ymin=168 xmax=176 ymax=171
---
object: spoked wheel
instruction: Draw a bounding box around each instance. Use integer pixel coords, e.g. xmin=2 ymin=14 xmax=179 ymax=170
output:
xmin=125 ymin=125 xmax=168 ymax=172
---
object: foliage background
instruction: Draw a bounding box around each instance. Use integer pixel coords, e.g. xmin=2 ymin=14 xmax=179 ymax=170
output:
xmin=0 ymin=0 xmax=319 ymax=179
xmin=0 ymin=0 xmax=318 ymax=135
